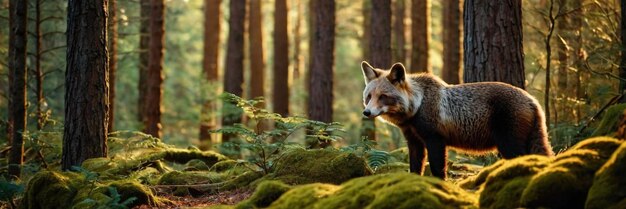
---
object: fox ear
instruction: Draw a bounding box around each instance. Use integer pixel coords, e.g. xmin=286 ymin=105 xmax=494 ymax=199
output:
xmin=388 ymin=63 xmax=406 ymax=84
xmin=361 ymin=61 xmax=381 ymax=84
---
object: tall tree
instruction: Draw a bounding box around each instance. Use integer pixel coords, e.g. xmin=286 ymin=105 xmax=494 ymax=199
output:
xmin=572 ymin=0 xmax=584 ymax=122
xmin=308 ymin=0 xmax=335 ymax=147
xmin=273 ymin=0 xmax=289 ymax=117
xmin=222 ymin=0 xmax=246 ymax=142
xmin=361 ymin=0 xmax=375 ymax=142
xmin=199 ymin=0 xmax=221 ymax=144
xmin=62 ymin=0 xmax=109 ymax=170
xmin=8 ymin=0 xmax=28 ymax=177
xmin=138 ymin=0 xmax=150 ymax=123
xmin=108 ymin=0 xmax=118 ymax=132
xmin=620 ymin=0 xmax=626 ymax=97
xmin=463 ymin=0 xmax=525 ymax=89
xmin=34 ymin=0 xmax=44 ymax=130
xmin=410 ymin=0 xmax=430 ymax=73
xmin=393 ymin=0 xmax=406 ymax=63
xmin=442 ymin=0 xmax=461 ymax=84
xmin=292 ymin=0 xmax=303 ymax=80
xmin=144 ymin=0 xmax=165 ymax=138
xmin=249 ymin=0 xmax=265 ymax=104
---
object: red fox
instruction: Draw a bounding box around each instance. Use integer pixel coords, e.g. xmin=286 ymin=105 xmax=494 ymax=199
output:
xmin=361 ymin=61 xmax=554 ymax=179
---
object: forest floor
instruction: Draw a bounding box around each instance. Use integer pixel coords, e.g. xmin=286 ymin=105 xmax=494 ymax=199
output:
xmin=135 ymin=189 xmax=253 ymax=208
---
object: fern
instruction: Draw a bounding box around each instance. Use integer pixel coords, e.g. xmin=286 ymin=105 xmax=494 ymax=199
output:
xmin=366 ymin=150 xmax=391 ymax=171
xmin=0 ymin=177 xmax=24 ymax=209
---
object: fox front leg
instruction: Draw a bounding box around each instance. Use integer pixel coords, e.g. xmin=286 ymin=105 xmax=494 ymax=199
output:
xmin=404 ymin=128 xmax=426 ymax=175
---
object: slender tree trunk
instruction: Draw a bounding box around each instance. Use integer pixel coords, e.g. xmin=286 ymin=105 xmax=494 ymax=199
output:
xmin=35 ymin=0 xmax=44 ymax=130
xmin=144 ymin=0 xmax=164 ymax=138
xmin=463 ymin=0 xmax=525 ymax=89
xmin=308 ymin=0 xmax=335 ymax=147
xmin=393 ymin=0 xmax=406 ymax=64
xmin=543 ymin=0 xmax=558 ymax=130
xmin=249 ymin=0 xmax=265 ymax=104
xmin=361 ymin=0 xmax=375 ymax=142
xmin=557 ymin=14 xmax=568 ymax=121
xmin=138 ymin=0 xmax=150 ymax=122
xmin=274 ymin=0 xmax=289 ymax=117
xmin=410 ymin=0 xmax=430 ymax=73
xmin=62 ymin=0 xmax=109 ymax=170
xmin=199 ymin=0 xmax=221 ymax=146
xmin=222 ymin=0 xmax=246 ymax=142
xmin=620 ymin=0 xmax=626 ymax=98
xmin=8 ymin=0 xmax=28 ymax=178
xmin=292 ymin=0 xmax=302 ymax=80
xmin=572 ymin=0 xmax=583 ymax=123
xmin=442 ymin=0 xmax=461 ymax=84
xmin=108 ymin=0 xmax=117 ymax=132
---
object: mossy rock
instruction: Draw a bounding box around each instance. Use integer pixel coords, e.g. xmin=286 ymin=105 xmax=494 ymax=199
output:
xmin=374 ymin=162 xmax=410 ymax=174
xmin=265 ymin=173 xmax=477 ymax=209
xmin=210 ymin=160 xmax=238 ymax=172
xmin=21 ymin=171 xmax=76 ymax=209
xmin=163 ymin=148 xmax=228 ymax=167
xmin=158 ymin=170 xmax=225 ymax=196
xmin=520 ymin=137 xmax=622 ymax=209
xmin=235 ymin=180 xmax=291 ymax=209
xmin=73 ymin=180 xmax=160 ymax=208
xmin=586 ymin=142 xmax=626 ymax=209
xmin=185 ymin=159 xmax=211 ymax=171
xmin=389 ymin=147 xmax=409 ymax=163
xmin=267 ymin=148 xmax=372 ymax=185
xmin=478 ymin=155 xmax=551 ymax=209
xmin=592 ymin=103 xmax=626 ymax=136
xmin=458 ymin=160 xmax=507 ymax=190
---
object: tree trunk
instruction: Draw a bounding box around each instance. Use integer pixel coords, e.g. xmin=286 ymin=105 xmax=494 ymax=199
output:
xmin=273 ymin=0 xmax=289 ymax=117
xmin=62 ymin=0 xmax=109 ymax=170
xmin=360 ymin=0 xmax=375 ymax=142
xmin=393 ymin=0 xmax=406 ymax=64
xmin=249 ymin=0 xmax=265 ymax=104
xmin=199 ymin=0 xmax=221 ymax=145
xmin=8 ymin=0 xmax=28 ymax=178
xmin=410 ymin=0 xmax=430 ymax=73
xmin=138 ymin=0 xmax=150 ymax=122
xmin=463 ymin=0 xmax=525 ymax=89
xmin=222 ymin=0 xmax=246 ymax=142
xmin=35 ymin=0 xmax=44 ymax=130
xmin=620 ymin=0 xmax=626 ymax=98
xmin=557 ymin=14 xmax=569 ymax=121
xmin=108 ymin=0 xmax=118 ymax=132
xmin=308 ymin=0 xmax=335 ymax=147
xmin=442 ymin=0 xmax=461 ymax=84
xmin=572 ymin=0 xmax=583 ymax=123
xmin=143 ymin=0 xmax=165 ymax=138
xmin=292 ymin=0 xmax=303 ymax=80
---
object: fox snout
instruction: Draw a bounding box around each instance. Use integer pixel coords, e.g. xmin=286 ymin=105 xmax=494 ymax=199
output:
xmin=362 ymin=107 xmax=383 ymax=118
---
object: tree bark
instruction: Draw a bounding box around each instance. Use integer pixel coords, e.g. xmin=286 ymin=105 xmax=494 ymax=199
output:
xmin=138 ymin=0 xmax=150 ymax=122
xmin=249 ymin=0 xmax=265 ymax=104
xmin=442 ymin=0 xmax=461 ymax=84
xmin=108 ymin=0 xmax=118 ymax=132
xmin=463 ymin=0 xmax=525 ymax=89
xmin=222 ymin=0 xmax=246 ymax=142
xmin=620 ymin=0 xmax=626 ymax=98
xmin=557 ymin=13 xmax=568 ymax=121
xmin=572 ymin=0 xmax=583 ymax=123
xmin=8 ymin=0 xmax=28 ymax=178
xmin=393 ymin=0 xmax=406 ymax=64
xmin=273 ymin=0 xmax=289 ymax=117
xmin=308 ymin=0 xmax=335 ymax=147
xmin=62 ymin=0 xmax=108 ymax=170
xmin=292 ymin=0 xmax=303 ymax=80
xmin=410 ymin=0 xmax=430 ymax=73
xmin=199 ymin=0 xmax=221 ymax=145
xmin=143 ymin=0 xmax=165 ymax=138
xmin=35 ymin=0 xmax=44 ymax=130
xmin=360 ymin=0 xmax=375 ymax=142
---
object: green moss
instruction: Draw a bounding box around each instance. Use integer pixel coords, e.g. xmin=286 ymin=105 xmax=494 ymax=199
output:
xmin=21 ymin=171 xmax=76 ymax=209
xmin=185 ymin=159 xmax=210 ymax=171
xmin=520 ymin=138 xmax=620 ymax=209
xmin=106 ymin=180 xmax=159 ymax=207
xmin=586 ymin=142 xmax=626 ymax=209
xmin=221 ymin=171 xmax=264 ymax=191
xmin=592 ymin=104 xmax=626 ymax=136
xmin=235 ymin=180 xmax=291 ymax=209
xmin=210 ymin=160 xmax=238 ymax=172
xmin=158 ymin=171 xmax=226 ymax=196
xmin=266 ymin=173 xmax=477 ymax=209
xmin=268 ymin=183 xmax=339 ymax=209
xmin=374 ymin=162 xmax=410 ymax=174
xmin=389 ymin=147 xmax=409 ymax=163
xmin=163 ymin=148 xmax=228 ymax=167
xmin=267 ymin=148 xmax=372 ymax=185
xmin=458 ymin=160 xmax=506 ymax=190
xmin=478 ymin=155 xmax=550 ymax=209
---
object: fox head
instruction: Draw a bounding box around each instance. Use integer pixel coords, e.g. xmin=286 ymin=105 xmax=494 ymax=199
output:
xmin=361 ymin=61 xmax=421 ymax=119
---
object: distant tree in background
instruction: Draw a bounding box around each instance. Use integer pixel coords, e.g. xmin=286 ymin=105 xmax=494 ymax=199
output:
xmin=138 ymin=0 xmax=150 ymax=123
xmin=292 ymin=0 xmax=303 ymax=80
xmin=8 ymin=0 xmax=28 ymax=178
xmin=360 ymin=0 xmax=375 ymax=142
xmin=199 ymin=0 xmax=221 ymax=145
xmin=463 ymin=0 xmax=525 ymax=89
xmin=620 ymin=0 xmax=626 ymax=99
xmin=222 ymin=0 xmax=246 ymax=143
xmin=393 ymin=0 xmax=406 ymax=64
xmin=249 ymin=0 xmax=265 ymax=106
xmin=308 ymin=0 xmax=335 ymax=147
xmin=108 ymin=0 xmax=118 ymax=132
xmin=273 ymin=0 xmax=289 ymax=117
xmin=144 ymin=0 xmax=165 ymax=138
xmin=410 ymin=0 xmax=430 ymax=73
xmin=34 ymin=0 xmax=43 ymax=130
xmin=442 ymin=0 xmax=461 ymax=84
xmin=62 ymin=0 xmax=108 ymax=170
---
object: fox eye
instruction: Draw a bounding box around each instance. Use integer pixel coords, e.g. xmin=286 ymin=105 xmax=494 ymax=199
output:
xmin=379 ymin=94 xmax=396 ymax=105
